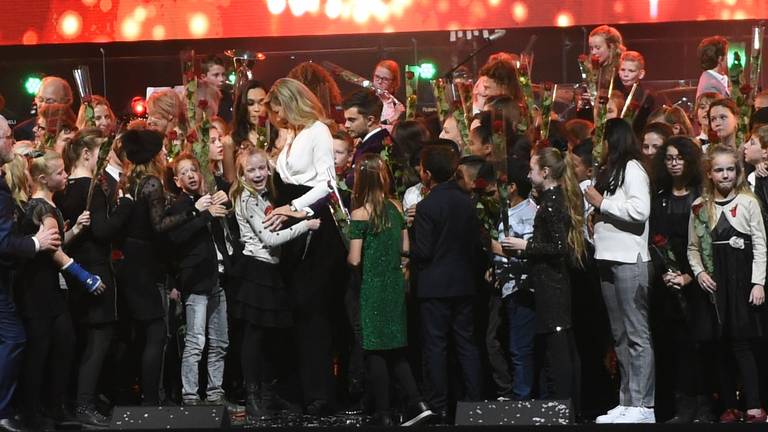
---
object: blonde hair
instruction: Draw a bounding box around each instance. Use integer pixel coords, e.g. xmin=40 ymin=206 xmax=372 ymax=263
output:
xmin=590 ymin=25 xmax=626 ymax=71
xmin=4 ymin=154 xmax=30 ymax=207
xmin=701 ymin=144 xmax=754 ymax=226
xmin=265 ymin=78 xmax=327 ymax=130
xmin=351 ymin=153 xmax=393 ymax=233
xmin=532 ymin=147 xmax=586 ymax=266
xmin=63 ymin=128 xmax=105 ymax=173
xmin=147 ymin=89 xmax=187 ymax=131
xmin=29 ymin=151 xmax=63 ymax=182
xmin=76 ymin=95 xmax=114 ymax=130
xmin=620 ymin=51 xmax=645 ymax=70
xmin=229 ymin=147 xmax=274 ymax=206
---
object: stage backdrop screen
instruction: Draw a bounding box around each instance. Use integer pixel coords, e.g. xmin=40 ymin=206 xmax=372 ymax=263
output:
xmin=0 ymin=0 xmax=765 ymax=46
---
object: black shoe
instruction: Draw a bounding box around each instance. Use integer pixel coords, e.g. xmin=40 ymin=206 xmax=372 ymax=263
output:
xmin=401 ymin=402 xmax=436 ymax=426
xmin=305 ymin=400 xmax=331 ymax=417
xmin=694 ymin=395 xmax=716 ymax=423
xmin=45 ymin=404 xmax=81 ymax=427
xmin=666 ymin=394 xmax=697 ymax=424
xmin=19 ymin=414 xmax=54 ymax=431
xmin=0 ymin=418 xmax=26 ymax=432
xmin=260 ymin=381 xmax=301 ymax=414
xmin=245 ymin=383 xmax=273 ymax=421
xmin=372 ymin=411 xmax=394 ymax=426
xmin=75 ymin=404 xmax=110 ymax=428
xmin=182 ymin=398 xmax=205 ymax=406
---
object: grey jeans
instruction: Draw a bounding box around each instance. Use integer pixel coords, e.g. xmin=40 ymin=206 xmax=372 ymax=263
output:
xmin=181 ymin=288 xmax=229 ymax=401
xmin=598 ymin=256 xmax=655 ymax=407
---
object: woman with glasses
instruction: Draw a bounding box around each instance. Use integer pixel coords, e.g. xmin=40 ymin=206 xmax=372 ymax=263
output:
xmin=371 ymin=60 xmax=405 ymax=128
xmin=649 ymin=136 xmax=715 ymax=423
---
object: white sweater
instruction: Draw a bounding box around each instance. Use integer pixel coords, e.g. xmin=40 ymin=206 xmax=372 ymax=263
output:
xmin=593 ymin=160 xmax=651 ymax=263
xmin=275 ymin=120 xmax=334 ymax=210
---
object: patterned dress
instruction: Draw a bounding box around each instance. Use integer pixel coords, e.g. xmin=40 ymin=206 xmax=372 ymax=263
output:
xmin=349 ymin=201 xmax=407 ymax=350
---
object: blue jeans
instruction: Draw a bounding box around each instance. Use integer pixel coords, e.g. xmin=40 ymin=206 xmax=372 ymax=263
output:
xmin=504 ymin=290 xmax=535 ymax=400
xmin=181 ymin=288 xmax=229 ymax=401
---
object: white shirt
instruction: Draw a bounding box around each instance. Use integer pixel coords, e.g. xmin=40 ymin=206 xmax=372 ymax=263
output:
xmin=706 ymin=69 xmax=730 ymax=96
xmin=275 ymin=120 xmax=334 ymax=210
xmin=593 ymin=160 xmax=651 ymax=263
xmin=236 ymin=188 xmax=310 ymax=264
xmin=402 ymin=183 xmax=425 ymax=210
xmin=105 ymin=163 xmax=122 ymax=182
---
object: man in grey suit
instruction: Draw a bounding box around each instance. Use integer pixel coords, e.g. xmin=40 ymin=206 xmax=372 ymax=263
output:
xmin=695 ymin=36 xmax=730 ymax=99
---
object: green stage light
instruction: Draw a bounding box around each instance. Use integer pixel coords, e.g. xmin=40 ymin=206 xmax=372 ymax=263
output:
xmin=418 ymin=62 xmax=437 ymax=80
xmin=24 ymin=76 xmax=42 ymax=95
xmin=227 ymin=71 xmax=236 ymax=85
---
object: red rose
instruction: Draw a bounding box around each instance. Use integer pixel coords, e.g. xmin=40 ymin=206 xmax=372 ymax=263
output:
xmin=498 ymin=174 xmax=508 ymax=184
xmin=186 ymin=130 xmax=198 ymax=143
xmin=740 ymin=83 xmax=753 ymax=96
xmin=474 ymin=178 xmax=489 ymax=190
xmin=692 ymin=202 xmax=703 ymax=216
xmin=543 ymin=81 xmax=554 ymax=92
xmin=167 ymin=130 xmax=178 ymax=142
xmin=257 ymin=115 xmax=267 ymax=127
xmin=578 ymin=54 xmax=588 ymax=64
xmin=628 ymin=101 xmax=641 ymax=111
xmin=652 ymin=234 xmax=668 ymax=248
xmin=197 ymin=99 xmax=208 ymax=110
xmin=405 ymin=71 xmax=415 ymax=80
xmin=730 ymin=204 xmax=738 ymax=217
xmin=591 ymin=54 xmax=601 ymax=70
xmin=492 ymin=120 xmax=504 ymax=134
xmin=597 ymin=95 xmax=609 ymax=106
xmin=82 ymin=95 xmax=93 ymax=104
xmin=264 ymin=205 xmax=273 ymax=216
xmin=329 ymin=193 xmax=340 ymax=204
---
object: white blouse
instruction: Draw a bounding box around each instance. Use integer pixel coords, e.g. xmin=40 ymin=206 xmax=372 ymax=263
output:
xmin=235 ymin=188 xmax=310 ymax=264
xmin=593 ymin=160 xmax=651 ymax=263
xmin=275 ymin=120 xmax=334 ymax=210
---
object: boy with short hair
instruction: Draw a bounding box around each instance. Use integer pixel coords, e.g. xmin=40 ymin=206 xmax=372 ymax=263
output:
xmin=618 ymin=51 xmax=655 ymax=135
xmin=201 ymin=55 xmax=233 ymax=122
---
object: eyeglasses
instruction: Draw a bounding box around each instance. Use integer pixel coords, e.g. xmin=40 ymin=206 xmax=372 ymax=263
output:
xmin=665 ymin=155 xmax=684 ymax=164
xmin=373 ymin=74 xmax=394 ymax=84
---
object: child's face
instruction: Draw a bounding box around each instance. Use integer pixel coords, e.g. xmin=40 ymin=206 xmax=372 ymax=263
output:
xmin=468 ymin=129 xmax=491 ymax=158
xmin=418 ymin=164 xmax=429 ymax=185
xmin=528 ymin=156 xmax=547 ymax=190
xmin=247 ymin=88 xmax=268 ymax=126
xmin=708 ymin=153 xmax=737 ymax=197
xmin=642 ymin=132 xmax=664 ymax=158
xmin=44 ymin=158 xmax=68 ymax=192
xmin=332 ymin=138 xmax=351 ymax=169
xmin=440 ymin=116 xmax=464 ymax=148
xmin=571 ymin=154 xmax=590 ymax=182
xmin=594 ymin=100 xmax=619 ymax=123
xmin=589 ymin=36 xmax=610 ymax=64
xmin=208 ymin=128 xmax=224 ymax=162
xmin=243 ymin=153 xmax=270 ymax=192
xmin=204 ymin=65 xmax=227 ymax=90
xmin=664 ymin=145 xmax=685 ymax=178
xmin=174 ymin=159 xmax=201 ymax=194
xmin=743 ymin=135 xmax=766 ymax=166
xmin=709 ymin=106 xmax=737 ymax=139
xmin=618 ymin=60 xmax=645 ymax=87
xmin=696 ymin=101 xmax=711 ymax=131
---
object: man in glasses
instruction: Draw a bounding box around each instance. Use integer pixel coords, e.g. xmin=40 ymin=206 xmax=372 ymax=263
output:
xmin=13 ymin=77 xmax=74 ymax=142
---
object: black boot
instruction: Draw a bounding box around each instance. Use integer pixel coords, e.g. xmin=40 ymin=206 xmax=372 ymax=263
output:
xmin=694 ymin=395 xmax=716 ymax=423
xmin=261 ymin=380 xmax=301 ymax=414
xmin=46 ymin=403 xmax=80 ymax=427
xmin=75 ymin=403 xmax=110 ymax=428
xmin=666 ymin=394 xmax=697 ymax=423
xmin=245 ymin=383 xmax=273 ymax=422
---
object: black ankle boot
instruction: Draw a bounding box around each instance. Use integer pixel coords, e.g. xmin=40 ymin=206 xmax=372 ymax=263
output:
xmin=694 ymin=395 xmax=716 ymax=423
xmin=245 ymin=383 xmax=273 ymax=421
xmin=261 ymin=380 xmax=301 ymax=414
xmin=75 ymin=403 xmax=110 ymax=428
xmin=666 ymin=394 xmax=697 ymax=423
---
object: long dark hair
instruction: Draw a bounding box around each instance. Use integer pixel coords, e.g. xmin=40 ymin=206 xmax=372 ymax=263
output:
xmin=595 ymin=118 xmax=642 ymax=195
xmin=231 ymin=80 xmax=268 ymax=148
xmin=651 ymin=136 xmax=703 ymax=194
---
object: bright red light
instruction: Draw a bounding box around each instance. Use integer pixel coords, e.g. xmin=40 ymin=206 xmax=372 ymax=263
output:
xmin=131 ymin=97 xmax=146 ymax=115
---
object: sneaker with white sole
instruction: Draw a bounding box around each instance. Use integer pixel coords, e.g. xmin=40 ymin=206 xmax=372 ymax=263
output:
xmin=613 ymin=407 xmax=656 ymax=423
xmin=595 ymin=405 xmax=627 ymax=423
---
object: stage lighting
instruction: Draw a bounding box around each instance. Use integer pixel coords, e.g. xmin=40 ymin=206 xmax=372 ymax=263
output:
xmin=131 ymin=96 xmax=146 ymax=116
xmin=227 ymin=71 xmax=236 ymax=85
xmin=418 ymin=62 xmax=437 ymax=80
xmin=24 ymin=76 xmax=43 ymax=95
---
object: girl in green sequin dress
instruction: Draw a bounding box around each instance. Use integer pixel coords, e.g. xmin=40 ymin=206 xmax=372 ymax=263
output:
xmin=347 ymin=154 xmax=434 ymax=426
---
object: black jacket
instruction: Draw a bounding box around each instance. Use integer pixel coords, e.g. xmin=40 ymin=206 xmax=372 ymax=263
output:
xmin=0 ymin=177 xmax=36 ymax=292
xmin=167 ymin=193 xmax=232 ymax=296
xmin=411 ymin=181 xmax=486 ymax=298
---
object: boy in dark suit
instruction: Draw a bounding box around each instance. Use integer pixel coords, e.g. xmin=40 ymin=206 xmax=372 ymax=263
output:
xmin=411 ymin=145 xmax=485 ymax=421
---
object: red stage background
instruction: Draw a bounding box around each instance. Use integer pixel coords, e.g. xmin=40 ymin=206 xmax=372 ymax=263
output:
xmin=0 ymin=0 xmax=766 ymax=46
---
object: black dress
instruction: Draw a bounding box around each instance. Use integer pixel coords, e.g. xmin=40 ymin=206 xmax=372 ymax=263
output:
xmin=13 ymin=198 xmax=67 ymax=319
xmin=711 ymin=199 xmax=764 ymax=340
xmin=117 ymin=175 xmax=192 ymax=321
xmin=55 ymin=177 xmax=134 ymax=324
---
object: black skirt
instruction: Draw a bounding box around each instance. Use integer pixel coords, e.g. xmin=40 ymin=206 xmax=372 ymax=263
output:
xmin=231 ymin=256 xmax=292 ymax=328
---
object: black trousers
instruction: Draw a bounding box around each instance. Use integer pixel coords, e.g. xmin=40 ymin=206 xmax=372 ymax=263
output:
xmin=75 ymin=322 xmax=114 ymax=404
xmin=294 ymin=309 xmax=332 ymax=404
xmin=719 ymin=338 xmax=761 ymax=410
xmin=21 ymin=312 xmax=75 ymax=414
xmin=365 ymin=349 xmax=420 ymax=414
xmin=138 ymin=318 xmax=166 ymax=405
xmin=536 ymin=328 xmax=581 ymax=411
xmin=419 ymin=296 xmax=483 ymax=412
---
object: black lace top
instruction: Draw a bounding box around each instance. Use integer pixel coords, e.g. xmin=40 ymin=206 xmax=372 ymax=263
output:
xmin=124 ymin=175 xmax=191 ymax=240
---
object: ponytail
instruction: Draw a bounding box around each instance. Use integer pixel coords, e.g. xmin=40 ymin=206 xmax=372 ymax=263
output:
xmin=63 ymin=128 xmax=105 ymax=174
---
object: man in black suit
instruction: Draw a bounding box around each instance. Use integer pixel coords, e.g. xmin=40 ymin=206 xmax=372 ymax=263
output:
xmin=342 ymin=90 xmax=389 ymax=185
xmin=166 ymin=154 xmax=235 ymax=408
xmin=0 ymin=116 xmax=61 ymax=432
xmin=411 ymin=145 xmax=485 ymax=421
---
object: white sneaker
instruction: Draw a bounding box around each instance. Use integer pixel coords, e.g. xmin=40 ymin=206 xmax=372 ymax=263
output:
xmin=595 ymin=405 xmax=627 ymax=423
xmin=613 ymin=407 xmax=656 ymax=423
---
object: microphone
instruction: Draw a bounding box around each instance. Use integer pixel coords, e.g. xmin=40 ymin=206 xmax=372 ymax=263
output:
xmin=487 ymin=29 xmax=506 ymax=42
